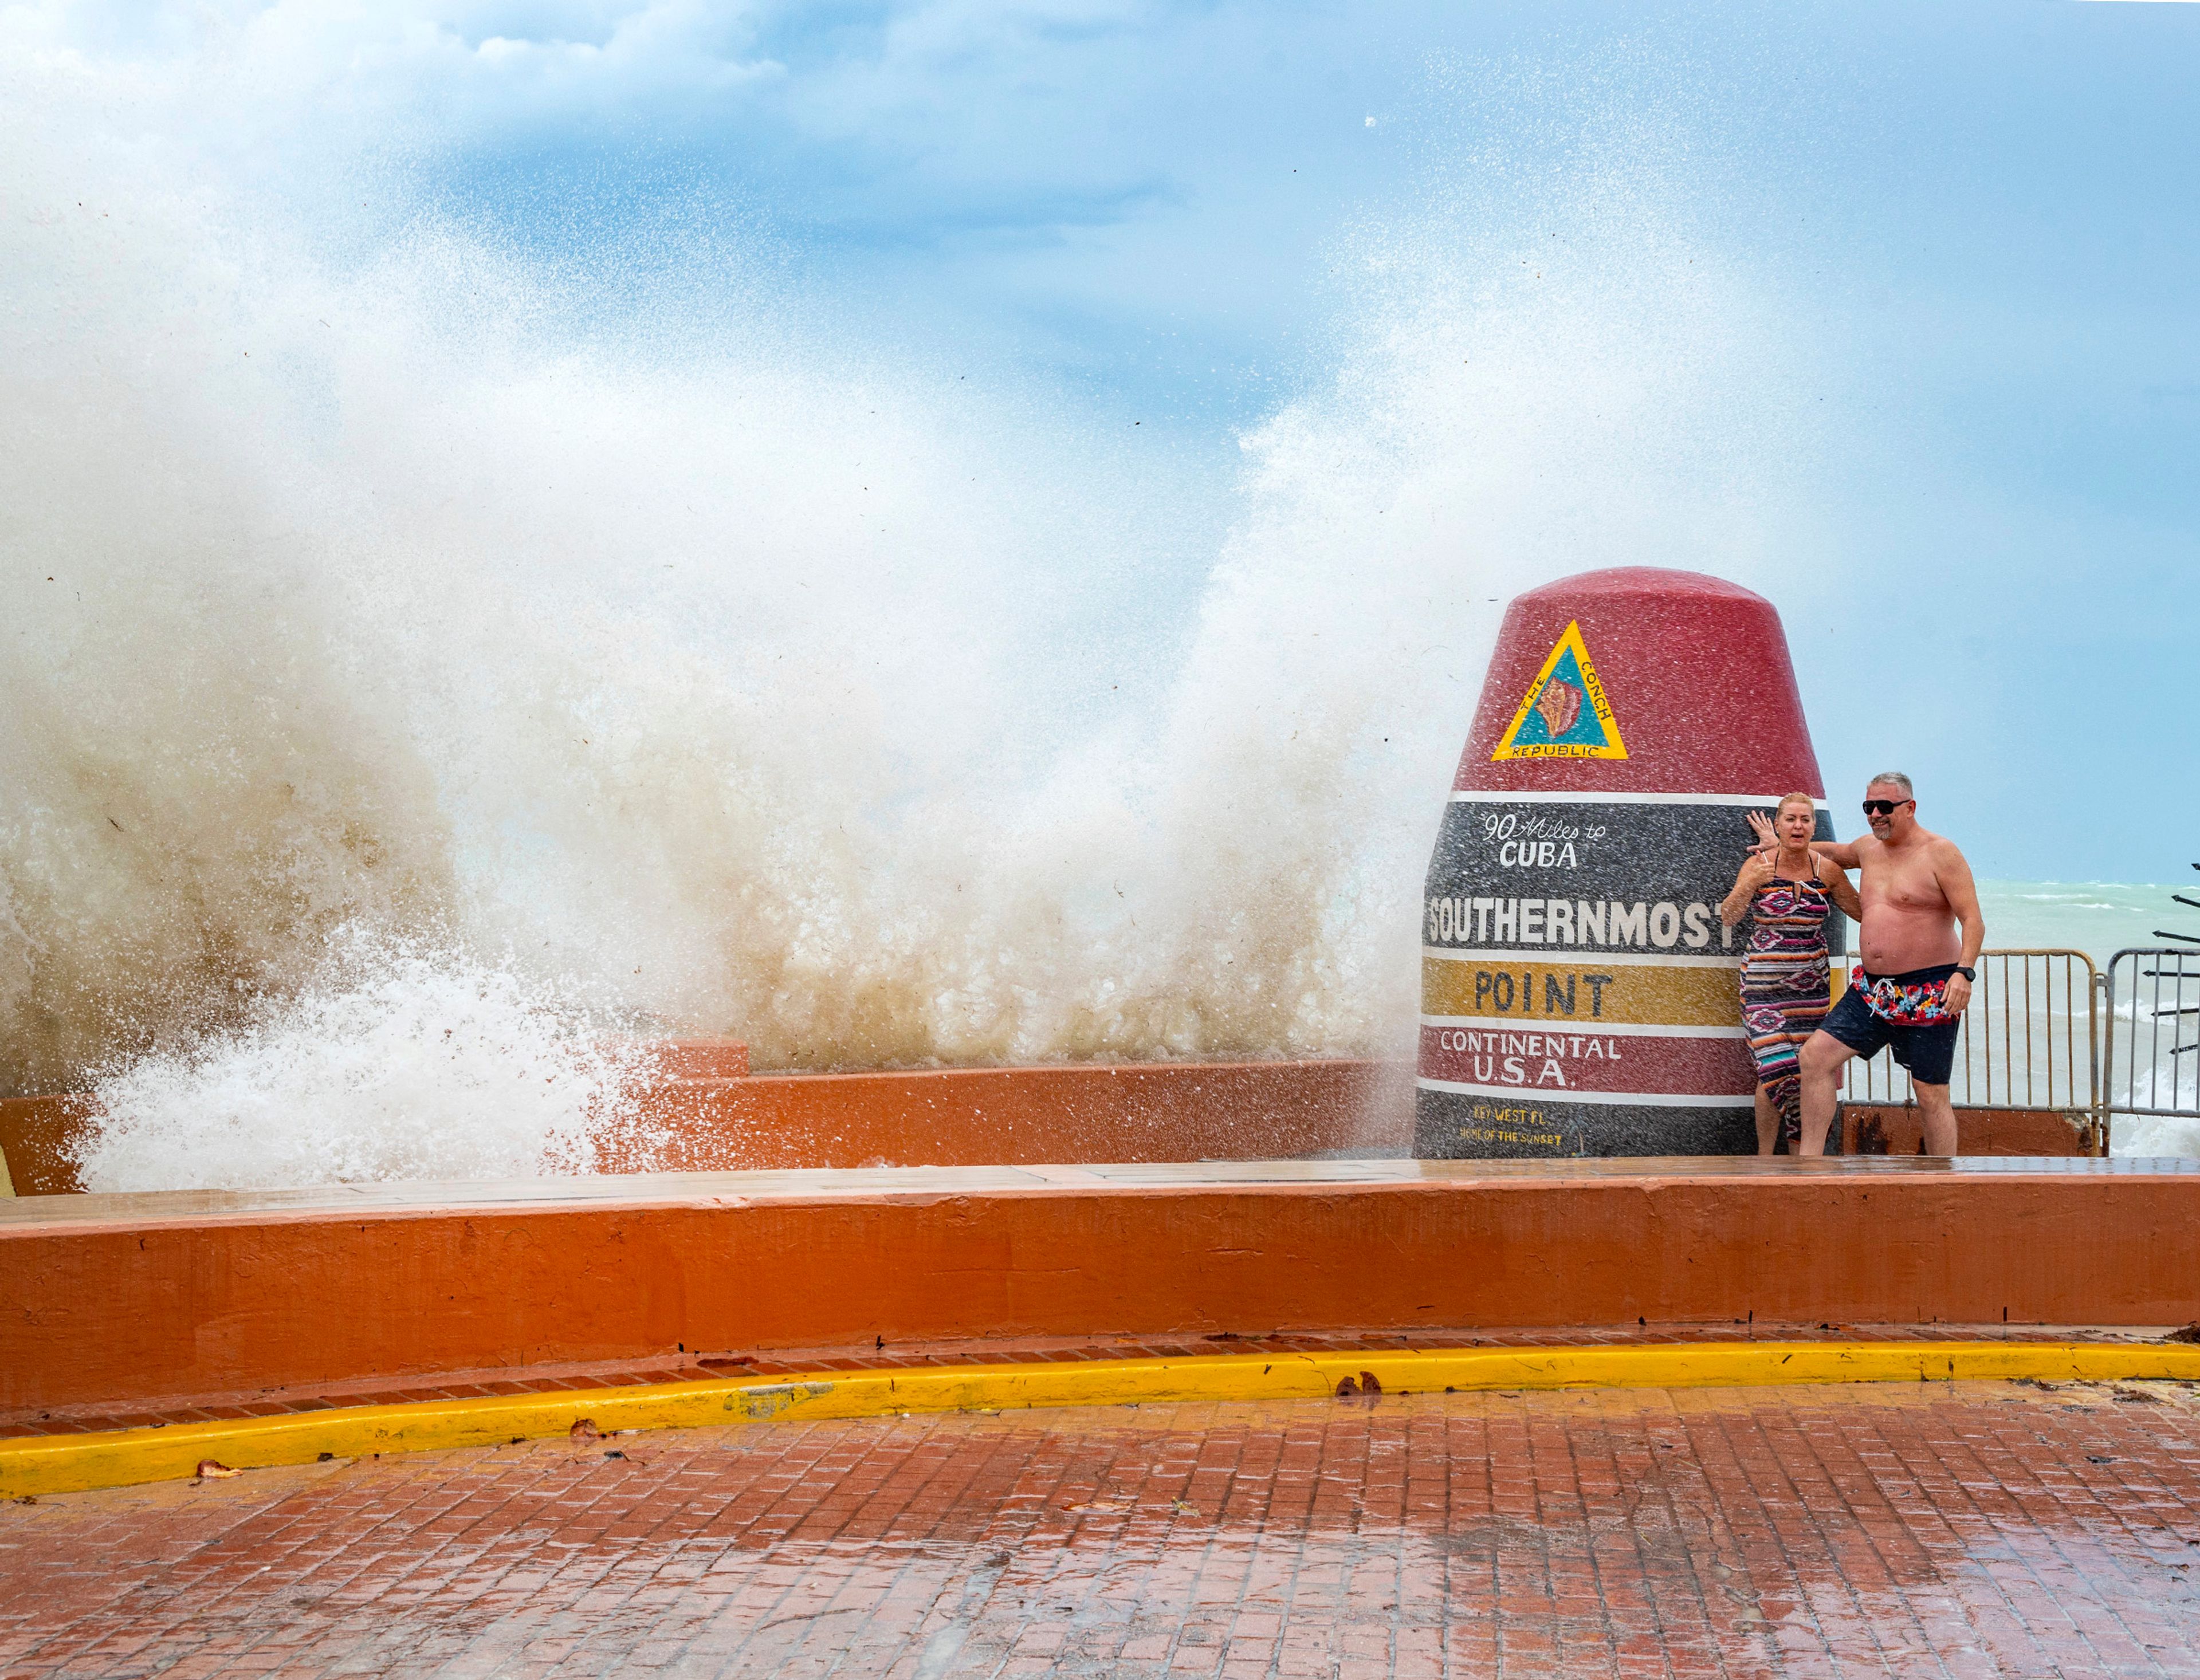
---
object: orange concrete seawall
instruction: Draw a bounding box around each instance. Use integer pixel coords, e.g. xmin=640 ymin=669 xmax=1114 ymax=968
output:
xmin=0 ymin=1096 xmax=85 ymax=1197
xmin=3 ymin=1063 xmax=2097 ymax=1198
xmin=5 ymin=1158 xmax=2196 ymax=1419
xmin=604 ymin=1059 xmax=1407 ymax=1172
xmin=1841 ymin=1104 xmax=2100 ymax=1156
xmin=1 ymin=1059 xmax=1407 ymax=1195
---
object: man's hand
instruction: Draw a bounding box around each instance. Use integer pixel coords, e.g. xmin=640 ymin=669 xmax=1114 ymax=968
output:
xmin=1745 ymin=811 xmax=1778 ymax=852
xmin=1942 ymin=973 xmax=1973 ymax=1017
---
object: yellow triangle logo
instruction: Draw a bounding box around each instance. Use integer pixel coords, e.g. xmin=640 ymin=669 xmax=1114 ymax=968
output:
xmin=1491 ymin=620 xmax=1627 ymax=760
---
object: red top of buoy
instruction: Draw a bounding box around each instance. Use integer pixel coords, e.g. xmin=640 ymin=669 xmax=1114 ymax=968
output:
xmin=1455 ymin=567 xmax=1824 ymax=796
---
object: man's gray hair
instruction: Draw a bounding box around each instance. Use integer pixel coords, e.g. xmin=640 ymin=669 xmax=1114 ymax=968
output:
xmin=1867 ymin=770 xmax=1914 ymax=797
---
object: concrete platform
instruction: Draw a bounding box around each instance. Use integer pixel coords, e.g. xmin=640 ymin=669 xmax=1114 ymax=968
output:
xmin=8 ymin=1379 xmax=2200 ymax=1677
xmin=6 ymin=1156 xmax=2199 ymax=1424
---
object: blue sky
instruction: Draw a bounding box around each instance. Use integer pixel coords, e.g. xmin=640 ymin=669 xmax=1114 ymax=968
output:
xmin=12 ymin=0 xmax=2199 ymax=883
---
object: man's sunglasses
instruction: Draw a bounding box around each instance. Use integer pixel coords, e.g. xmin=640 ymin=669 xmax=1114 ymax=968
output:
xmin=1861 ymin=798 xmax=1914 ymax=817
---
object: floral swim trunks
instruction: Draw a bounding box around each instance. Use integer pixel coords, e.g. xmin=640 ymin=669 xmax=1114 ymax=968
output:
xmin=1820 ymin=962 xmax=1963 ymax=1085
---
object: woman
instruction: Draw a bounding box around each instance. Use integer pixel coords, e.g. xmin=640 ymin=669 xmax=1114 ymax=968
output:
xmin=1720 ymin=794 xmax=1862 ymax=1154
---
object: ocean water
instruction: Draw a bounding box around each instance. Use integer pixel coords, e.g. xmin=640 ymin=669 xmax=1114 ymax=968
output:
xmin=1975 ymin=879 xmax=2200 ymax=969
xmin=1955 ymin=880 xmax=2200 ymax=1158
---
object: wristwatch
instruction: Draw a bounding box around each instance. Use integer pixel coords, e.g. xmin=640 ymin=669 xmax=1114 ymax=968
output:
xmin=1953 ymin=966 xmax=1975 ymax=982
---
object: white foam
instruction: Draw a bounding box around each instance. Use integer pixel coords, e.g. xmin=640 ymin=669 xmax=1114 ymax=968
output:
xmin=76 ymin=929 xmax=654 ymax=1192
xmin=2115 ymin=1112 xmax=2200 ymax=1160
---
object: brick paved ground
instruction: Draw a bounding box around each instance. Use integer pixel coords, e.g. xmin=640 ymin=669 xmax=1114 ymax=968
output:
xmin=6 ymin=1380 xmax=2200 ymax=1678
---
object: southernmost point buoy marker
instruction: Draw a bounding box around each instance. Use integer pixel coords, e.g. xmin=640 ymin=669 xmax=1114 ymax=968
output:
xmin=1417 ymin=568 xmax=1839 ymax=1158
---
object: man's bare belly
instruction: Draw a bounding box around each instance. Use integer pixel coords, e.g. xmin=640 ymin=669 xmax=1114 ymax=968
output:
xmin=1851 ymin=837 xmax=1963 ymax=972
xmin=1856 ymin=866 xmax=1962 ymax=971
xmin=1857 ymin=888 xmax=1962 ymax=973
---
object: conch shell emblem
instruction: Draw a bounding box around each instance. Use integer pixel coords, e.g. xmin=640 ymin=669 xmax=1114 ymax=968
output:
xmin=1534 ymin=676 xmax=1584 ymax=738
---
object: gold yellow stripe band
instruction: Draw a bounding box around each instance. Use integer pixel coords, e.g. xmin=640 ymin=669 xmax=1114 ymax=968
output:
xmin=1421 ymin=957 xmax=1747 ymax=1025
xmin=6 ymin=1341 xmax=2198 ymax=1500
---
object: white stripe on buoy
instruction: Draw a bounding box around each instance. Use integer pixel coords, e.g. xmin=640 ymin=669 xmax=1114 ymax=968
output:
xmin=1423 ymin=947 xmax=1743 ymax=969
xmin=1449 ymin=790 xmax=1829 ymax=809
xmin=1415 ymin=1079 xmax=1758 ymax=1107
xmin=1419 ymin=1017 xmax=1747 ymax=1037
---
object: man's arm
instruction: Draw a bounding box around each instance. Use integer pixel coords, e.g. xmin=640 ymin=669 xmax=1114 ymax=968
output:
xmin=1936 ymin=841 xmax=1986 ymax=1014
xmin=1745 ymin=811 xmax=1863 ymax=868
xmin=1814 ymin=854 xmax=1864 ymax=922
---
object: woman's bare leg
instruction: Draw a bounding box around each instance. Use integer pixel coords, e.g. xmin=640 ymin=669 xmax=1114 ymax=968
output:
xmin=1754 ymin=1089 xmax=1781 ymax=1155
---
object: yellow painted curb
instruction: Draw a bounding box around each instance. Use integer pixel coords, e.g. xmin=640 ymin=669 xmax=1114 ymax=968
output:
xmin=6 ymin=1340 xmax=2198 ymax=1500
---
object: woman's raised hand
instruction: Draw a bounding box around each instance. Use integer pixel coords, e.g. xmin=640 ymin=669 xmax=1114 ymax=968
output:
xmin=1734 ymin=849 xmax=1777 ymax=894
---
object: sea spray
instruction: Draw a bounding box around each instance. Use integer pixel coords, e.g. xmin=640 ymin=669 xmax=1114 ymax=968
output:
xmin=4 ymin=27 xmax=1824 ymax=1186
xmin=74 ymin=928 xmax=657 ymax=1193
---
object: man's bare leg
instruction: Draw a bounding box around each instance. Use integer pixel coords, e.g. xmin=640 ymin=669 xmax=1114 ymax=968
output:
xmin=1797 ymin=1030 xmax=1853 ymax=1156
xmin=1754 ymin=1089 xmax=1781 ymax=1155
xmin=1914 ymin=1081 xmax=1958 ymax=1156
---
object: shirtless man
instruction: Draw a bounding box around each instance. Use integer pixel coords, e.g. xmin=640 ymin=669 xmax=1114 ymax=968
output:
xmin=1758 ymin=773 xmax=1985 ymax=1155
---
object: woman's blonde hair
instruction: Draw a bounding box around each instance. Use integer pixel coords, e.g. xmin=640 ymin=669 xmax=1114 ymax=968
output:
xmin=1776 ymin=792 xmax=1816 ymax=816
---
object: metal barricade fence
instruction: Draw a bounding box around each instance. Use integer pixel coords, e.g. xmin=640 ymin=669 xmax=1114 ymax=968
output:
xmin=2104 ymin=948 xmax=2200 ymax=1146
xmin=1838 ymin=949 xmax=2100 ymax=1142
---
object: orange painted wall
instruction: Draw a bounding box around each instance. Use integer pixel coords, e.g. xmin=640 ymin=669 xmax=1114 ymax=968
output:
xmin=7 ymin=1066 xmax=2106 ymax=1200
xmin=0 ymin=1096 xmax=89 ymax=1199
xmin=1842 ymin=1105 xmax=2100 ymax=1156
xmin=1 ymin=1059 xmax=1405 ymax=1195
xmin=6 ymin=1167 xmax=2199 ymax=1416
xmin=597 ymin=1059 xmax=1404 ymax=1173
xmin=617 ymin=1038 xmax=751 ymax=1080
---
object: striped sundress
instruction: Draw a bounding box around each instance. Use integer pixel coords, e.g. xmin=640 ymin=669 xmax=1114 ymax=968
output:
xmin=1741 ymin=875 xmax=1834 ymax=1139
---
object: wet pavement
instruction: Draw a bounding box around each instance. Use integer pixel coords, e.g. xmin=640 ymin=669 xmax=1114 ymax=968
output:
xmin=6 ymin=1380 xmax=2200 ymax=1678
